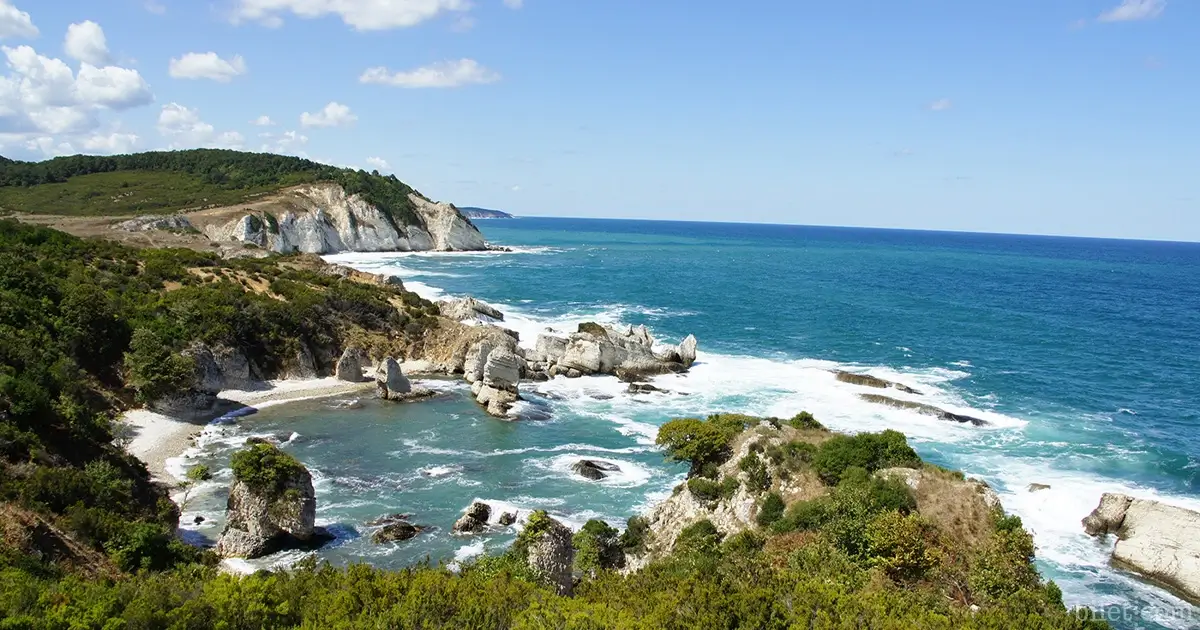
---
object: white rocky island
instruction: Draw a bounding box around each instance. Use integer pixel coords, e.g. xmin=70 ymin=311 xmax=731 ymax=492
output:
xmin=1082 ymin=493 xmax=1200 ymax=605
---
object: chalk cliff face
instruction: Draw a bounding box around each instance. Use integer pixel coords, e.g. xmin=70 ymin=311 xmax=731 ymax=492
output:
xmin=201 ymin=184 xmax=487 ymax=254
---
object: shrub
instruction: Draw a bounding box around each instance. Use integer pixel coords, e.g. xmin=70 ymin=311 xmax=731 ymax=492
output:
xmin=865 ymin=511 xmax=939 ymax=582
xmin=687 ymin=476 xmax=740 ymax=503
xmin=674 ymin=519 xmax=723 ymax=556
xmin=619 ymin=516 xmax=650 ymax=552
xmin=230 ymin=441 xmax=306 ymax=492
xmin=811 ymin=429 xmax=921 ymax=485
xmin=756 ymin=492 xmax=786 ymax=528
xmin=123 ymin=328 xmax=195 ymax=403
xmin=573 ymin=519 xmax=623 ymax=574
xmin=763 ymin=440 xmax=817 ymax=475
xmin=656 ymin=414 xmax=761 ymax=476
xmin=738 ymin=452 xmax=770 ymax=493
xmin=789 ymin=411 xmax=825 ymax=431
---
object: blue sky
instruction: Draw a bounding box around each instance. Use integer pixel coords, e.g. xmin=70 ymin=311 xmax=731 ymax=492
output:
xmin=0 ymin=1 xmax=1195 ymax=240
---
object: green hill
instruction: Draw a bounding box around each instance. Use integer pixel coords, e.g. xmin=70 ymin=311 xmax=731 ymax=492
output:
xmin=0 ymin=149 xmax=424 ymax=225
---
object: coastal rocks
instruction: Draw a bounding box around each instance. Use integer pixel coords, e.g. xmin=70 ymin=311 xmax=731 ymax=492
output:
xmin=114 ymin=214 xmax=194 ymax=233
xmin=215 ymin=441 xmax=331 ymax=559
xmin=529 ymin=323 xmax=697 ymax=380
xmin=572 ymin=459 xmax=621 ymax=481
xmin=470 ymin=345 xmax=523 ymax=417
xmin=1083 ymin=493 xmax=1200 ymax=604
xmin=198 ymin=184 xmax=488 ymax=254
xmin=369 ymin=515 xmax=426 ymax=544
xmin=281 ymin=343 xmax=320 ymax=380
xmin=627 ymin=383 xmax=663 ymax=395
xmin=498 ymin=512 xmax=517 ymax=526
xmin=858 ymin=393 xmax=988 ymax=426
xmin=335 ymin=347 xmax=368 ymax=382
xmin=523 ymin=513 xmax=575 ymax=596
xmin=439 ymin=296 xmax=504 ymax=322
xmin=1083 ymin=493 xmax=1134 ymax=536
xmin=453 ymin=501 xmax=492 ymax=534
xmin=1028 ymin=483 xmax=1052 ymax=493
xmin=835 ymin=370 xmax=922 ymax=395
xmin=375 ymin=357 xmax=435 ymax=402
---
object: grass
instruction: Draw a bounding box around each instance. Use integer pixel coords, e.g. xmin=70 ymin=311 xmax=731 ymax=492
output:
xmin=0 ymin=170 xmax=314 ymax=217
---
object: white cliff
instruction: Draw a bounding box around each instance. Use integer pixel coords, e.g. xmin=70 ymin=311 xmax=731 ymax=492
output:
xmin=1083 ymin=493 xmax=1200 ymax=604
xmin=198 ymin=184 xmax=487 ymax=254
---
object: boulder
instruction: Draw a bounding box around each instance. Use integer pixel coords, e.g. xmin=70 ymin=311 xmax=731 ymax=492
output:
xmin=439 ymin=296 xmax=505 ymax=322
xmin=453 ymin=501 xmax=492 ymax=534
xmin=539 ymin=323 xmax=693 ymax=379
xmin=677 ymin=334 xmax=698 ymax=368
xmin=1083 ymin=493 xmax=1200 ymax=604
xmin=627 ymin=383 xmax=663 ymax=394
xmin=483 ymin=347 xmax=522 ymax=392
xmin=523 ymin=513 xmax=575 ymax=596
xmin=215 ymin=441 xmax=332 ymax=558
xmin=530 ymin=334 xmax=568 ymax=364
xmin=475 ymin=384 xmax=519 ymax=418
xmin=371 ymin=521 xmax=424 ymax=544
xmin=1027 ymin=483 xmax=1051 ymax=493
xmin=572 ymin=459 xmax=621 ymax=481
xmin=463 ymin=340 xmax=495 ymax=383
xmin=498 ymin=512 xmax=517 ymax=526
xmin=375 ymin=357 xmax=434 ymax=402
xmin=335 ymin=347 xmax=368 ymax=382
xmin=283 ymin=343 xmax=320 ymax=379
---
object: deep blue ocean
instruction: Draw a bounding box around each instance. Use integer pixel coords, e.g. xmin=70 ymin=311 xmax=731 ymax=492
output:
xmin=178 ymin=218 xmax=1200 ymax=629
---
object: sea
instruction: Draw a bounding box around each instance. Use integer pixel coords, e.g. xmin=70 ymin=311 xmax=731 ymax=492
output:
xmin=172 ymin=218 xmax=1200 ymax=630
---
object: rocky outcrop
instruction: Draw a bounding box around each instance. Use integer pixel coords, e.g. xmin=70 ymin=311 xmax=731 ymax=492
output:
xmin=573 ymin=460 xmax=620 ymax=481
xmin=439 ymin=296 xmax=504 ymax=322
xmin=281 ymin=343 xmax=320 ymax=379
xmin=150 ymin=343 xmax=258 ymax=415
xmin=472 ymin=346 xmax=522 ymax=417
xmin=835 ymin=370 xmax=921 ymax=395
xmin=1082 ymin=493 xmax=1200 ymax=604
xmin=1028 ymin=483 xmax=1051 ymax=493
xmin=527 ymin=323 xmax=697 ymax=380
xmin=858 ymin=393 xmax=988 ymax=426
xmin=522 ymin=513 xmax=575 ymax=596
xmin=369 ymin=515 xmax=425 ymax=544
xmin=114 ymin=214 xmax=195 ymax=233
xmin=498 ymin=512 xmax=517 ymax=526
xmin=199 ymin=184 xmax=487 ymax=254
xmin=453 ymin=501 xmax=492 ymax=534
xmin=627 ymin=383 xmax=663 ymax=395
xmin=375 ymin=357 xmax=435 ymax=402
xmin=215 ymin=441 xmax=331 ymax=558
xmin=335 ymin=347 xmax=368 ymax=382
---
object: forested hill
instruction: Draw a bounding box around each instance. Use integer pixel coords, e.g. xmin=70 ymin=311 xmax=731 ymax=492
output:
xmin=0 ymin=149 xmax=425 ymax=223
xmin=459 ymin=206 xmax=514 ymax=219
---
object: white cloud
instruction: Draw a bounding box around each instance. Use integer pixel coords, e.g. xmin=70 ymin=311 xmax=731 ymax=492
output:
xmin=81 ymin=130 xmax=139 ymax=154
xmin=366 ymin=156 xmax=389 ymax=170
xmin=251 ymin=114 xmax=274 ymax=126
xmin=929 ymin=98 xmax=952 ymax=111
xmin=144 ymin=1 xmax=167 ymax=15
xmin=300 ymin=101 xmax=356 ymax=127
xmin=75 ymin=64 xmax=154 ymax=109
xmin=169 ymin=52 xmax=248 ymax=82
xmin=25 ymin=136 xmax=74 ymax=157
xmin=157 ymin=102 xmax=244 ymax=149
xmin=1098 ymin=0 xmax=1166 ymax=22
xmin=360 ymin=59 xmax=500 ymax=88
xmin=0 ymin=1 xmax=37 ymax=39
xmin=503 ymin=0 xmax=523 ymax=8
xmin=64 ymin=21 xmax=110 ymax=66
xmin=234 ymin=0 xmax=469 ymax=31
xmin=258 ymin=129 xmax=308 ymax=154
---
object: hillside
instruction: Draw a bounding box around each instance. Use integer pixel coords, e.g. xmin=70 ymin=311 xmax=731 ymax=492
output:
xmin=0 ymin=150 xmax=423 ymax=225
xmin=459 ymin=206 xmax=514 ymax=219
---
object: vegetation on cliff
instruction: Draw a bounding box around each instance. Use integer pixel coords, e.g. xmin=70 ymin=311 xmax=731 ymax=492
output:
xmin=0 ymin=149 xmax=424 ymax=225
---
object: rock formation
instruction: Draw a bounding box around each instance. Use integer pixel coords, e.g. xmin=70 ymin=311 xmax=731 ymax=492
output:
xmin=369 ymin=515 xmax=425 ymax=544
xmin=150 ymin=343 xmax=258 ymax=415
xmin=335 ymin=347 xmax=368 ymax=382
xmin=453 ymin=501 xmax=492 ymax=534
xmin=498 ymin=512 xmax=517 ymax=526
xmin=114 ymin=214 xmax=195 ymax=233
xmin=198 ymin=184 xmax=488 ymax=254
xmin=526 ymin=323 xmax=698 ymax=380
xmin=521 ymin=512 xmax=575 ymax=596
xmin=215 ymin=441 xmax=331 ymax=558
xmin=375 ymin=357 xmax=435 ymax=402
xmin=835 ymin=370 xmax=921 ymax=395
xmin=572 ymin=459 xmax=620 ymax=481
xmin=439 ymin=296 xmax=504 ymax=322
xmin=1082 ymin=493 xmax=1200 ymax=604
xmin=858 ymin=393 xmax=988 ymax=426
xmin=470 ymin=345 xmax=523 ymax=418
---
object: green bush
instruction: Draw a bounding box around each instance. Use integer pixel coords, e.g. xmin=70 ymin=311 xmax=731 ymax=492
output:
xmin=618 ymin=516 xmax=650 ymax=552
xmin=230 ymin=441 xmax=306 ymax=492
xmin=655 ymin=414 xmax=760 ymax=476
xmin=686 ymin=476 xmax=740 ymax=503
xmin=756 ymin=492 xmax=786 ymax=528
xmin=573 ymin=519 xmax=623 ymax=575
xmin=763 ymin=440 xmax=817 ymax=474
xmin=788 ymin=411 xmax=826 ymax=431
xmin=674 ymin=519 xmax=724 ymax=556
xmin=865 ymin=511 xmax=938 ymax=582
xmin=811 ymin=429 xmax=922 ymax=485
xmin=738 ymin=451 xmax=770 ymax=493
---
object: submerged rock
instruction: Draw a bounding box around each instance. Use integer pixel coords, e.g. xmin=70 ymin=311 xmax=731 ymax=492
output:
xmin=1027 ymin=483 xmax=1051 ymax=493
xmin=572 ymin=459 xmax=621 ymax=481
xmin=627 ymin=383 xmax=663 ymax=394
xmin=858 ymin=393 xmax=987 ymax=426
xmin=453 ymin=501 xmax=492 ymax=534
xmin=835 ymin=370 xmax=921 ymax=395
xmin=215 ymin=441 xmax=333 ymax=558
xmin=1083 ymin=493 xmax=1200 ymax=604
xmin=371 ymin=520 xmax=425 ymax=544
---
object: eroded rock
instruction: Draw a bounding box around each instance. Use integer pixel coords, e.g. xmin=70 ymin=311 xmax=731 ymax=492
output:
xmin=335 ymin=347 xmax=368 ymax=382
xmin=439 ymin=296 xmax=504 ymax=322
xmin=1083 ymin=493 xmax=1200 ymax=604
xmin=453 ymin=501 xmax=492 ymax=534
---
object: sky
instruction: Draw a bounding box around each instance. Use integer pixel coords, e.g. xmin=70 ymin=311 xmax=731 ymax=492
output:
xmin=0 ymin=0 xmax=1196 ymax=241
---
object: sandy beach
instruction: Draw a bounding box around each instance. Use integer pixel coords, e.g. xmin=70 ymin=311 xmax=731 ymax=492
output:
xmin=122 ymin=377 xmax=375 ymax=481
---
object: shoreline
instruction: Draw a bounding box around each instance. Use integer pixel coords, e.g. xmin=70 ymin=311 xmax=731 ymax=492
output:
xmin=122 ymin=377 xmax=376 ymax=482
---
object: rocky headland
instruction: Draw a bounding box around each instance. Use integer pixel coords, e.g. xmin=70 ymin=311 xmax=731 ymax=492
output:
xmin=1083 ymin=493 xmax=1200 ymax=605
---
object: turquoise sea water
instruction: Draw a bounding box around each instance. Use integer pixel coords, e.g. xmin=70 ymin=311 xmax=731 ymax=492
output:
xmin=178 ymin=218 xmax=1200 ymax=630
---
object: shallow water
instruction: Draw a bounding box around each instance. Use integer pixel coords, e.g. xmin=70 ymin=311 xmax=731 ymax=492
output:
xmin=175 ymin=219 xmax=1200 ymax=629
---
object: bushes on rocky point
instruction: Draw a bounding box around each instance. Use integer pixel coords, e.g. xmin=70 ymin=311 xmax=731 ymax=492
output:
xmin=230 ymin=441 xmax=306 ymax=492
xmin=656 ymin=414 xmax=758 ymax=476
xmin=687 ymin=476 xmax=740 ymax=503
xmin=574 ymin=519 xmax=623 ymax=574
xmin=756 ymin=492 xmax=786 ymax=527
xmin=674 ymin=519 xmax=724 ymax=556
xmin=789 ymin=410 xmax=826 ymax=431
xmin=738 ymin=451 xmax=771 ymax=493
xmin=811 ymin=429 xmax=922 ymax=485
xmin=618 ymin=516 xmax=650 ymax=553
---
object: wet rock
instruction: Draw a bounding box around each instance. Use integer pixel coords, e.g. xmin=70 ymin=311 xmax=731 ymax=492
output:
xmin=193 ymin=515 xmax=206 ymax=525
xmin=498 ymin=512 xmax=517 ymax=526
xmin=1027 ymin=483 xmax=1051 ymax=492
xmin=366 ymin=513 xmax=413 ymax=527
xmin=1083 ymin=493 xmax=1134 ymax=536
xmin=1083 ymin=493 xmax=1200 ymax=604
xmin=627 ymin=383 xmax=663 ymax=394
xmin=372 ymin=521 xmax=424 ymax=543
xmin=572 ymin=459 xmax=620 ymax=481
xmin=453 ymin=501 xmax=492 ymax=534
xmin=835 ymin=370 xmax=921 ymax=395
xmin=858 ymin=393 xmax=987 ymax=426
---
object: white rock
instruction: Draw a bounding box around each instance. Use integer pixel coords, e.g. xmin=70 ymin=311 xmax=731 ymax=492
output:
xmin=1083 ymin=493 xmax=1200 ymax=604
xmin=375 ymin=357 xmax=412 ymax=399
